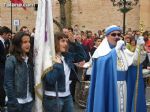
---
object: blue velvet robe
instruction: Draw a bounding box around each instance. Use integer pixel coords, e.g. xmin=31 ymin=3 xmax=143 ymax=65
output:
xmin=87 ymin=49 xmax=147 ymax=112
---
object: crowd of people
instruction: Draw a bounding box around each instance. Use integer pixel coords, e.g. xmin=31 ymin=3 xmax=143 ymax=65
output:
xmin=0 ymin=24 xmax=150 ymax=112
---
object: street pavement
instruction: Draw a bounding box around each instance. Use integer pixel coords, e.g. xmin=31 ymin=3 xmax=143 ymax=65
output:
xmin=74 ymin=102 xmax=85 ymax=112
xmin=146 ymin=87 xmax=150 ymax=112
xmin=74 ymin=87 xmax=150 ymax=112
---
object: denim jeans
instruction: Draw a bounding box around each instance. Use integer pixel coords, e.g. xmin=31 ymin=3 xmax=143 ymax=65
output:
xmin=7 ymin=101 xmax=33 ymax=112
xmin=43 ymin=95 xmax=74 ymax=112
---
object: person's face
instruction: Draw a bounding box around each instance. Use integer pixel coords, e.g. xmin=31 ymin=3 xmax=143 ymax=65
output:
xmin=63 ymin=28 xmax=69 ymax=36
xmin=75 ymin=34 xmax=81 ymax=42
xmin=131 ymin=40 xmax=136 ymax=46
xmin=145 ymin=46 xmax=150 ymax=53
xmin=125 ymin=38 xmax=131 ymax=43
xmin=107 ymin=31 xmax=121 ymax=46
xmin=7 ymin=33 xmax=11 ymax=40
xmin=136 ymin=31 xmax=140 ymax=35
xmin=59 ymin=38 xmax=68 ymax=53
xmin=23 ymin=28 xmax=28 ymax=32
xmin=135 ymin=31 xmax=140 ymax=38
xmin=144 ymin=34 xmax=148 ymax=38
xmin=87 ymin=32 xmax=92 ymax=38
xmin=81 ymin=35 xmax=87 ymax=40
xmin=2 ymin=32 xmax=11 ymax=40
xmin=81 ymin=31 xmax=85 ymax=36
xmin=21 ymin=35 xmax=30 ymax=55
xmin=22 ymin=28 xmax=30 ymax=34
xmin=127 ymin=31 xmax=132 ymax=35
xmin=95 ymin=39 xmax=102 ymax=47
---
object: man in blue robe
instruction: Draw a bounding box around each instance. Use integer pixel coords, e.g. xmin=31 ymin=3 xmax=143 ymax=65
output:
xmin=87 ymin=25 xmax=147 ymax=112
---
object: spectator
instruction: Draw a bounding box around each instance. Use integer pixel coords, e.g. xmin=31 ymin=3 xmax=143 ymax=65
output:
xmin=0 ymin=26 xmax=11 ymax=112
xmin=42 ymin=32 xmax=85 ymax=112
xmin=4 ymin=32 xmax=34 ymax=112
xmin=90 ymin=37 xmax=103 ymax=56
xmin=20 ymin=26 xmax=30 ymax=35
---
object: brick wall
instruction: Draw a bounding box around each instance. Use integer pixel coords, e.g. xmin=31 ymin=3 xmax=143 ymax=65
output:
xmin=71 ymin=0 xmax=140 ymax=32
xmin=0 ymin=0 xmax=37 ymax=32
xmin=0 ymin=0 xmax=149 ymax=33
xmin=140 ymin=0 xmax=150 ymax=31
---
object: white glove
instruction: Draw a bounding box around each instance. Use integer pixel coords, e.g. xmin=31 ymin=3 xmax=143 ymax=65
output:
xmin=137 ymin=36 xmax=145 ymax=46
xmin=115 ymin=40 xmax=125 ymax=51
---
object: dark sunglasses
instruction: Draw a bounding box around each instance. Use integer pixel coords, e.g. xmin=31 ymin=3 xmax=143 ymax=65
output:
xmin=110 ymin=33 xmax=121 ymax=37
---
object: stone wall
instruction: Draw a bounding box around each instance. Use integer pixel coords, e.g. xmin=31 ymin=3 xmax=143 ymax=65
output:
xmin=0 ymin=0 xmax=37 ymax=32
xmin=140 ymin=0 xmax=150 ymax=31
xmin=71 ymin=0 xmax=140 ymax=32
xmin=0 ymin=0 xmax=149 ymax=33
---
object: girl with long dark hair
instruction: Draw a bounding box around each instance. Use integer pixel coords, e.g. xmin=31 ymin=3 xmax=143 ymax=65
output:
xmin=4 ymin=32 xmax=34 ymax=112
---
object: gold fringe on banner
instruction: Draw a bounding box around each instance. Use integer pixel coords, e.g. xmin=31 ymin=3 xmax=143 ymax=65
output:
xmin=35 ymin=66 xmax=53 ymax=100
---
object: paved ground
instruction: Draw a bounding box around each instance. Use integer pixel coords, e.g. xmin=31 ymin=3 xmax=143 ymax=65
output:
xmin=146 ymin=87 xmax=150 ymax=112
xmin=74 ymin=102 xmax=85 ymax=112
xmin=74 ymin=86 xmax=150 ymax=112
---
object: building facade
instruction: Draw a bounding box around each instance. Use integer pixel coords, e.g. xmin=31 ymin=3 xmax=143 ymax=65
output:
xmin=0 ymin=0 xmax=149 ymax=33
xmin=140 ymin=0 xmax=150 ymax=31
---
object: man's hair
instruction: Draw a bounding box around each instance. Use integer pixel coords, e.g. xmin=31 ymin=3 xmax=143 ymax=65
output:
xmin=0 ymin=26 xmax=11 ymax=35
xmin=20 ymin=26 xmax=28 ymax=31
xmin=94 ymin=37 xmax=102 ymax=42
xmin=68 ymin=27 xmax=73 ymax=32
